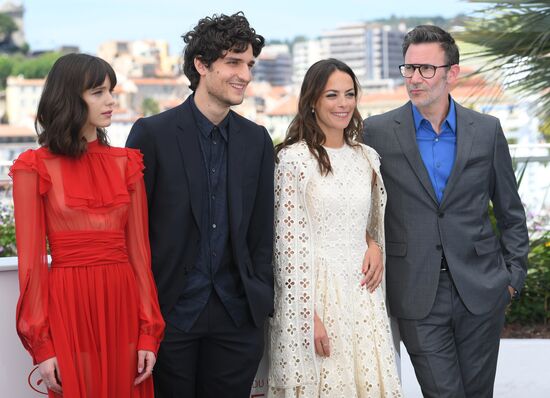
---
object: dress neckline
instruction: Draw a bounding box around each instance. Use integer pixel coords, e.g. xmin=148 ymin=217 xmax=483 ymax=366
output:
xmin=323 ymin=144 xmax=348 ymax=152
xmin=87 ymin=139 xmax=99 ymax=148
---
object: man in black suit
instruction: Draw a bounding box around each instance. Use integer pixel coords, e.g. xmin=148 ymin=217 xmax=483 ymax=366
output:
xmin=126 ymin=12 xmax=274 ymax=398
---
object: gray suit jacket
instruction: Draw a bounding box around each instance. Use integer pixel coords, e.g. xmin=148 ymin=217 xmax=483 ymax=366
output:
xmin=364 ymin=101 xmax=529 ymax=319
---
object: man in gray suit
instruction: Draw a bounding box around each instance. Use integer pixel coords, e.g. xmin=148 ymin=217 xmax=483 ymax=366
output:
xmin=363 ymin=25 xmax=529 ymax=397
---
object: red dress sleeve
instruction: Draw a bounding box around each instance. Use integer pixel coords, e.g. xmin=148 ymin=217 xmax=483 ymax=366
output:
xmin=10 ymin=150 xmax=55 ymax=364
xmin=124 ymin=150 xmax=165 ymax=354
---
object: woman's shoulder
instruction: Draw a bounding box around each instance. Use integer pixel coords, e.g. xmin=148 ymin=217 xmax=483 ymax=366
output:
xmin=10 ymin=147 xmax=52 ymax=193
xmin=353 ymin=142 xmax=382 ymax=172
xmin=93 ymin=144 xmax=144 ymax=186
xmin=354 ymin=142 xmax=380 ymax=161
xmin=277 ymin=141 xmax=313 ymax=164
xmin=12 ymin=146 xmax=53 ymax=166
xmin=355 ymin=142 xmax=380 ymax=157
xmin=105 ymin=145 xmax=143 ymax=161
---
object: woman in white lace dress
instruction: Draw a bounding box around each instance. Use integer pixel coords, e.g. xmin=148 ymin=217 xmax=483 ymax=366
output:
xmin=268 ymin=59 xmax=402 ymax=398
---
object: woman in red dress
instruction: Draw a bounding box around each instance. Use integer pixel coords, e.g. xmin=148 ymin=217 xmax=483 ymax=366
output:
xmin=10 ymin=53 xmax=165 ymax=397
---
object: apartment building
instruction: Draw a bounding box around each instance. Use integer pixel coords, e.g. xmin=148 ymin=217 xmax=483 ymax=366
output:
xmin=5 ymin=76 xmax=43 ymax=126
xmin=98 ymin=39 xmax=179 ymax=77
xmin=254 ymin=44 xmax=293 ymax=87
xmin=292 ymin=39 xmax=328 ymax=86
xmin=292 ymin=23 xmax=406 ymax=90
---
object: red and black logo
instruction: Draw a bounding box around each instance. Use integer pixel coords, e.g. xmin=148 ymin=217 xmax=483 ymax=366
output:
xmin=28 ymin=366 xmax=48 ymax=395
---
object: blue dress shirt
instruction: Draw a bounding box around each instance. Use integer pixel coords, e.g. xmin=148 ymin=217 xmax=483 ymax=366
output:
xmin=412 ymin=98 xmax=457 ymax=203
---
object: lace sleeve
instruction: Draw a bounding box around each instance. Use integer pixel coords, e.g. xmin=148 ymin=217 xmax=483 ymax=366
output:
xmin=268 ymin=150 xmax=318 ymax=389
xmin=363 ymin=145 xmax=388 ymax=289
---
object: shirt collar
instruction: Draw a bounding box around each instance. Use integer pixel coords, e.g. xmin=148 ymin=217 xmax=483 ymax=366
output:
xmin=411 ymin=95 xmax=456 ymax=134
xmin=190 ymin=94 xmax=230 ymax=141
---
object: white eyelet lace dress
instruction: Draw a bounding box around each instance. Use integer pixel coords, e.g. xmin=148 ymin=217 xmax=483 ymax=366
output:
xmin=268 ymin=142 xmax=402 ymax=398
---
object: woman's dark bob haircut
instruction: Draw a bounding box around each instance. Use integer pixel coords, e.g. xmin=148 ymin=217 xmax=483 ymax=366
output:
xmin=36 ymin=53 xmax=117 ymax=157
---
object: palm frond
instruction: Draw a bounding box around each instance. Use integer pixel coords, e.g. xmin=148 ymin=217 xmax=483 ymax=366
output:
xmin=456 ymin=1 xmax=550 ymax=120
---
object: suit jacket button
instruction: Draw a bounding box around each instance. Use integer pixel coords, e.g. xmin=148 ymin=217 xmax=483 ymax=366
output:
xmin=437 ymin=211 xmax=444 ymax=218
xmin=436 ymin=244 xmax=442 ymax=251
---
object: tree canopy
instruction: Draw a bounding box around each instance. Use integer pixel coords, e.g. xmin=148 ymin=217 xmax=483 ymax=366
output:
xmin=142 ymin=97 xmax=160 ymax=116
xmin=0 ymin=52 xmax=62 ymax=88
xmin=458 ymin=0 xmax=550 ymax=120
xmin=0 ymin=14 xmax=17 ymax=42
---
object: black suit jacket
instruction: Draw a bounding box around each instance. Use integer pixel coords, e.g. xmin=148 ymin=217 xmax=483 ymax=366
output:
xmin=126 ymin=97 xmax=274 ymax=327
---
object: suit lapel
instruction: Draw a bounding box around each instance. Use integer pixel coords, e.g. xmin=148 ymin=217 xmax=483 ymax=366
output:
xmin=393 ymin=103 xmax=439 ymax=206
xmin=175 ymin=98 xmax=206 ymax=232
xmin=439 ymin=103 xmax=475 ymax=208
xmin=227 ymin=112 xmax=245 ymax=234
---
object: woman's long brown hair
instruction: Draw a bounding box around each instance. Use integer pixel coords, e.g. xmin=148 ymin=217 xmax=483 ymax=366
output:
xmin=275 ymin=58 xmax=363 ymax=175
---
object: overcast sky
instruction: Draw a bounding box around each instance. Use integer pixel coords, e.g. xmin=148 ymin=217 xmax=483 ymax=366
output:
xmin=21 ymin=0 xmax=488 ymax=54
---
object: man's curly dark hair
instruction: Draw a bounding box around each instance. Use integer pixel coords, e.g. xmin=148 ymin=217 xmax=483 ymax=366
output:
xmin=182 ymin=12 xmax=265 ymax=91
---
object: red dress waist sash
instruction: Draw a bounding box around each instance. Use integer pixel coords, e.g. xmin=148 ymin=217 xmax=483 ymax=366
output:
xmin=49 ymin=230 xmax=129 ymax=268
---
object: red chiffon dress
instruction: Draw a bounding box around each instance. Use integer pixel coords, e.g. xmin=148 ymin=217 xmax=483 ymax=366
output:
xmin=10 ymin=140 xmax=165 ymax=398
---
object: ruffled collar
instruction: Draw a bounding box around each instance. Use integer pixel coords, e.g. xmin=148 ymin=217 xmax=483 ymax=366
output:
xmin=59 ymin=141 xmax=132 ymax=211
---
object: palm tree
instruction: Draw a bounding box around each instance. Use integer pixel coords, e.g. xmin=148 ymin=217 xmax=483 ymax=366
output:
xmin=457 ymin=0 xmax=550 ymax=121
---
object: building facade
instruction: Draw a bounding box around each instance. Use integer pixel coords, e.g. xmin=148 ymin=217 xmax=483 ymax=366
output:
xmin=254 ymin=44 xmax=293 ymax=87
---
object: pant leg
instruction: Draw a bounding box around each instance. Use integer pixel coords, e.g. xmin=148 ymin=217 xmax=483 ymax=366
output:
xmin=454 ymin=284 xmax=509 ymax=397
xmin=196 ymin=292 xmax=265 ymax=398
xmin=153 ymin=321 xmax=202 ymax=398
xmin=398 ymin=271 xmax=466 ymax=398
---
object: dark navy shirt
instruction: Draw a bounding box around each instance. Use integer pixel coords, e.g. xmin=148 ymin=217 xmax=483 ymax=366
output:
xmin=412 ymin=98 xmax=457 ymax=203
xmin=166 ymin=96 xmax=249 ymax=332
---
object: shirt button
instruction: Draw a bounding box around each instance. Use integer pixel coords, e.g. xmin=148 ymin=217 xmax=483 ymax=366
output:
xmin=213 ymin=141 xmax=217 ymax=145
xmin=212 ymin=223 xmax=217 ymax=229
xmin=436 ymin=162 xmax=441 ymax=168
xmin=211 ymin=195 xmax=216 ymax=200
xmin=212 ymin=251 xmax=217 ymax=257
xmin=434 ymin=138 xmax=439 ymax=142
xmin=211 ymin=168 xmax=216 ymax=173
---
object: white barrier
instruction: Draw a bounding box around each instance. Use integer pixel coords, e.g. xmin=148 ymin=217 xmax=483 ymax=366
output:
xmin=251 ymin=341 xmax=269 ymax=397
xmin=0 ymin=257 xmax=268 ymax=397
xmin=0 ymin=257 xmax=46 ymax=396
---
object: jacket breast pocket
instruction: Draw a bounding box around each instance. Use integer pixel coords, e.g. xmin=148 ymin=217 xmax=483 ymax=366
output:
xmin=474 ymin=235 xmax=501 ymax=256
xmin=386 ymin=242 xmax=407 ymax=257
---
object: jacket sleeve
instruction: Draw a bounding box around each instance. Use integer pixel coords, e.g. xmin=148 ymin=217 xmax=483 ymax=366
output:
xmin=248 ymin=128 xmax=275 ymax=287
xmin=10 ymin=150 xmax=55 ymax=364
xmin=491 ymin=120 xmax=529 ymax=292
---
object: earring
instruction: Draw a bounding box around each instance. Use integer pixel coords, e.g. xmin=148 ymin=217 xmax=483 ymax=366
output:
xmin=311 ymin=108 xmax=315 ymax=114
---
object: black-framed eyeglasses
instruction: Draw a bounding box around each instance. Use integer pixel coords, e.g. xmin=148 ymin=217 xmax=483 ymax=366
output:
xmin=399 ymin=64 xmax=450 ymax=79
